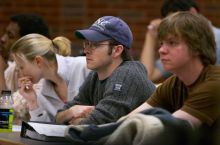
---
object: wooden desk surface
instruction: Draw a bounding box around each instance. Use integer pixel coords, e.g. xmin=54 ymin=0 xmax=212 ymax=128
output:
xmin=0 ymin=132 xmax=73 ymax=145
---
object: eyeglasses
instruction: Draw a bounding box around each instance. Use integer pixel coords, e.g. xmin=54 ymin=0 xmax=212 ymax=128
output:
xmin=83 ymin=41 xmax=112 ymax=50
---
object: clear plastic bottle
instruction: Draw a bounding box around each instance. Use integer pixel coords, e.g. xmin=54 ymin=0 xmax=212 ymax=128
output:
xmin=0 ymin=90 xmax=14 ymax=132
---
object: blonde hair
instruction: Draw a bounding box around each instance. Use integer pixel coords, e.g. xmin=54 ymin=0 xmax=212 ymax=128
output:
xmin=11 ymin=33 xmax=72 ymax=61
xmin=53 ymin=36 xmax=71 ymax=56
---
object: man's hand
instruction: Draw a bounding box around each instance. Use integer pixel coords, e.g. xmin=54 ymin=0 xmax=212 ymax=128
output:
xmin=68 ymin=117 xmax=85 ymax=125
xmin=68 ymin=105 xmax=95 ymax=125
xmin=69 ymin=105 xmax=94 ymax=119
xmin=56 ymin=105 xmax=95 ymax=124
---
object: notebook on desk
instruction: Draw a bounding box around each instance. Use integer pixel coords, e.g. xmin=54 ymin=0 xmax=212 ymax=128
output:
xmin=20 ymin=121 xmax=70 ymax=142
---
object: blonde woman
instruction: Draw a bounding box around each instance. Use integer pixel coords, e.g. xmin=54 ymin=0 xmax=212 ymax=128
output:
xmin=11 ymin=33 xmax=90 ymax=122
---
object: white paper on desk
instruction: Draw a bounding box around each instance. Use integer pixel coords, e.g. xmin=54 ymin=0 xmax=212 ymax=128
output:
xmin=28 ymin=122 xmax=68 ymax=137
xmin=13 ymin=125 xmax=22 ymax=132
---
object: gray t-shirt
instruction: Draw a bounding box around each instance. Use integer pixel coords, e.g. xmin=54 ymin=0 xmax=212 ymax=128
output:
xmin=61 ymin=61 xmax=156 ymax=125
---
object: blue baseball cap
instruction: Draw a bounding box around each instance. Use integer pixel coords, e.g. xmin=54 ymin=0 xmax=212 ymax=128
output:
xmin=75 ymin=16 xmax=133 ymax=49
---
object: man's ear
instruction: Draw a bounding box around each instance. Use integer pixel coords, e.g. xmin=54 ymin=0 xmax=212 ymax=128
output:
xmin=34 ymin=56 xmax=44 ymax=67
xmin=112 ymin=45 xmax=124 ymax=58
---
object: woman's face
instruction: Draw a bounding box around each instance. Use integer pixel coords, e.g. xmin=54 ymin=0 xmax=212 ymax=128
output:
xmin=13 ymin=54 xmax=42 ymax=84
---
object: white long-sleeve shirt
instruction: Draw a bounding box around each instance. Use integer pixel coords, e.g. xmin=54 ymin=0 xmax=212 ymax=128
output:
xmin=29 ymin=54 xmax=90 ymax=122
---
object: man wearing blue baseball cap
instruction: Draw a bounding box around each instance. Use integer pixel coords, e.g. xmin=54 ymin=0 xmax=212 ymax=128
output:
xmin=56 ymin=16 xmax=156 ymax=125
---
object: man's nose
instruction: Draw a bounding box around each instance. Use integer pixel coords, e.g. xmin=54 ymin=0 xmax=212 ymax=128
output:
xmin=0 ymin=34 xmax=7 ymax=43
xmin=158 ymin=44 xmax=168 ymax=54
xmin=83 ymin=47 xmax=91 ymax=54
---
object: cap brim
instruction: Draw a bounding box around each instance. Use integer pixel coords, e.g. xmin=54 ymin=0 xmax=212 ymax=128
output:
xmin=75 ymin=29 xmax=111 ymax=42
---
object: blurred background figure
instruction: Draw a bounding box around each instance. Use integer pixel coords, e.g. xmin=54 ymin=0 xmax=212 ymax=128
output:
xmin=0 ymin=13 xmax=51 ymax=124
xmin=0 ymin=13 xmax=50 ymax=92
xmin=140 ymin=0 xmax=220 ymax=84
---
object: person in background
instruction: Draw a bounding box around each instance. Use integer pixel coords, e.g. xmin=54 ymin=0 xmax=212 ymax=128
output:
xmin=140 ymin=0 xmax=220 ymax=84
xmin=128 ymin=12 xmax=220 ymax=145
xmin=10 ymin=33 xmax=90 ymax=123
xmin=0 ymin=13 xmax=50 ymax=92
xmin=56 ymin=16 xmax=156 ymax=125
xmin=0 ymin=13 xmax=51 ymax=124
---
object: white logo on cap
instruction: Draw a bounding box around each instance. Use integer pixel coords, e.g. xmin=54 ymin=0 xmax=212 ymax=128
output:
xmin=92 ymin=18 xmax=110 ymax=31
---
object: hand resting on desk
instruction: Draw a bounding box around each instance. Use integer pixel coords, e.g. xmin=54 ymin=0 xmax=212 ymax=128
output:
xmin=56 ymin=105 xmax=94 ymax=125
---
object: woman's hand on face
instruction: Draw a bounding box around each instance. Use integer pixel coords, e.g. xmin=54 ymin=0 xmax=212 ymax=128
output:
xmin=18 ymin=76 xmax=39 ymax=111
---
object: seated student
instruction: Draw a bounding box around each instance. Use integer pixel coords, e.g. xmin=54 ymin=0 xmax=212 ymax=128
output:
xmin=12 ymin=36 xmax=72 ymax=124
xmin=10 ymin=33 xmax=91 ymax=122
xmin=0 ymin=13 xmax=51 ymax=124
xmin=140 ymin=0 xmax=220 ymax=84
xmin=55 ymin=16 xmax=156 ymax=125
xmin=125 ymin=12 xmax=220 ymax=144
